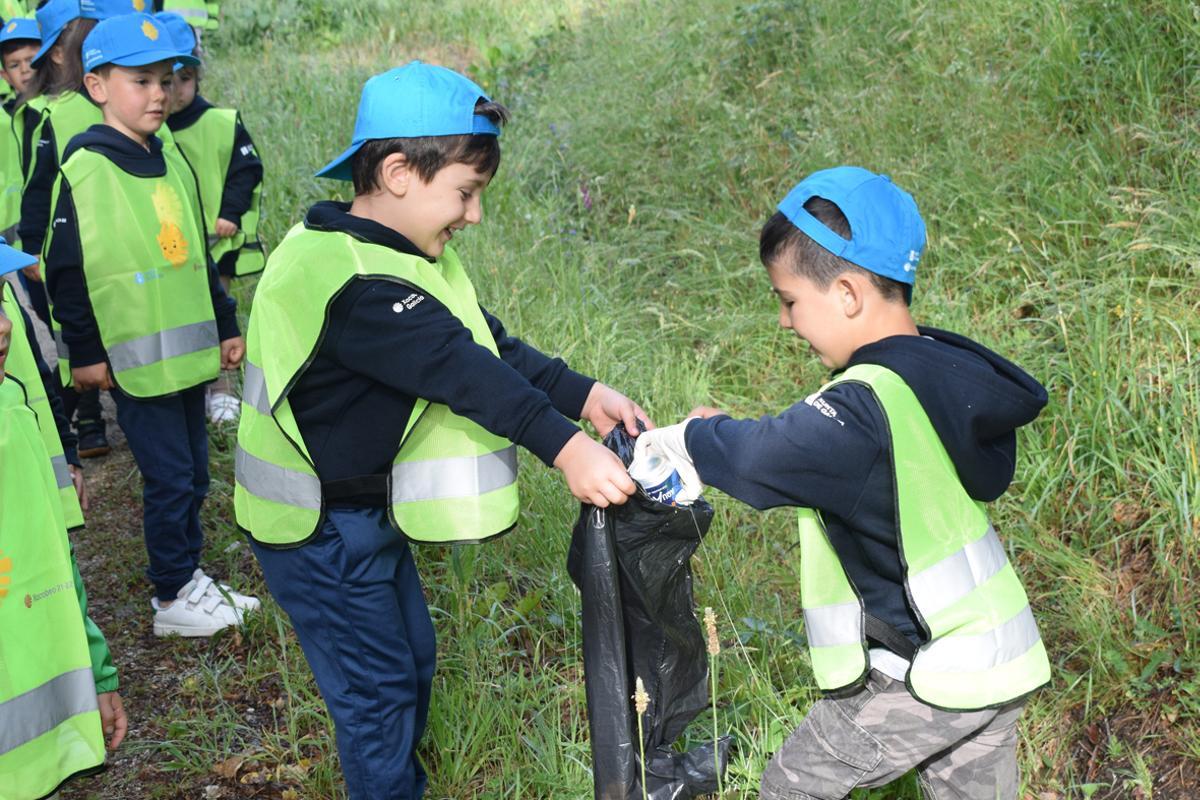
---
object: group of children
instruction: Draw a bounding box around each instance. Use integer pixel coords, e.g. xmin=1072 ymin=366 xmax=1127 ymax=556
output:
xmin=0 ymin=5 xmax=1053 ymax=799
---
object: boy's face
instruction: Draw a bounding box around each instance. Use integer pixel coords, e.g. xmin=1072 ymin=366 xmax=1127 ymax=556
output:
xmin=84 ymin=61 xmax=174 ymax=144
xmin=766 ymin=259 xmax=856 ymax=370
xmin=1 ymin=43 xmax=37 ymax=96
xmin=393 ymin=161 xmax=491 ymax=258
xmin=170 ymin=66 xmax=197 ymax=114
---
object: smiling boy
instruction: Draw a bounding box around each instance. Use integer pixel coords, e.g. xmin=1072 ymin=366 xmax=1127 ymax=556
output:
xmin=235 ymin=61 xmax=649 ymax=799
xmin=43 ymin=12 xmax=257 ymax=638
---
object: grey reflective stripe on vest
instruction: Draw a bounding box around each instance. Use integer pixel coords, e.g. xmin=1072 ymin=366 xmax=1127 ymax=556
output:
xmin=803 ymin=600 xmax=862 ymax=648
xmin=0 ymin=667 xmax=97 ymax=757
xmin=171 ymin=6 xmax=209 ymax=19
xmin=51 ymin=454 xmax=72 ymax=490
xmin=390 ymin=445 xmax=518 ymax=503
xmin=907 ymin=526 xmax=1007 ymax=619
xmin=915 ymin=605 xmax=1042 ymax=673
xmin=234 ymin=445 xmax=321 ymax=510
xmin=107 ymin=320 xmax=219 ymax=373
xmin=241 ymin=361 xmax=272 ymax=416
xmin=53 ymin=328 xmax=69 ymax=360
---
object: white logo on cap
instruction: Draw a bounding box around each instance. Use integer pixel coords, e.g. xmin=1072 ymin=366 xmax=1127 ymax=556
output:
xmin=902 ymin=249 xmax=920 ymax=272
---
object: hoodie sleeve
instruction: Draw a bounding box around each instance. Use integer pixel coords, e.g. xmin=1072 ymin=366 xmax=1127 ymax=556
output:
xmin=331 ymin=281 xmax=580 ymax=466
xmin=43 ymin=176 xmax=108 ymax=368
xmin=216 ymin=114 xmax=263 ymax=227
xmin=684 ymin=382 xmax=887 ymax=516
xmin=70 ymin=545 xmax=118 ymax=694
xmin=18 ymin=115 xmax=55 ymax=256
xmin=482 ymin=306 xmax=595 ymax=420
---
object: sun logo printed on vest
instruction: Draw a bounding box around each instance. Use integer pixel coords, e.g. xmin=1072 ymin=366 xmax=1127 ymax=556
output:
xmin=0 ymin=549 xmax=10 ymax=607
xmin=151 ymin=181 xmax=189 ymax=268
xmin=141 ymin=19 xmax=159 ymax=41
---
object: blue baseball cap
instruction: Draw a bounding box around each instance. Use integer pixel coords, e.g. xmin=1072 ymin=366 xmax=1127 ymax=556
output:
xmin=82 ymin=13 xmax=200 ymax=73
xmin=777 ymin=166 xmax=926 ymax=300
xmin=32 ymin=0 xmax=79 ymax=66
xmin=0 ymin=17 xmax=41 ymax=46
xmin=317 ymin=60 xmax=501 ymax=181
xmin=154 ymin=11 xmax=196 ymax=55
xmin=80 ymin=0 xmax=153 ymax=21
xmin=0 ymin=236 xmax=37 ymax=277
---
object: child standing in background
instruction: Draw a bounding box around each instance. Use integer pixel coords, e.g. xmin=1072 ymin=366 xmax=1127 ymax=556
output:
xmin=44 ymin=12 xmax=259 ymax=637
xmin=160 ymin=10 xmax=264 ymax=423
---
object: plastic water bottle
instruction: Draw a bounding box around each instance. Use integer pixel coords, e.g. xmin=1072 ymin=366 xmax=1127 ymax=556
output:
xmin=629 ymin=453 xmax=685 ymax=506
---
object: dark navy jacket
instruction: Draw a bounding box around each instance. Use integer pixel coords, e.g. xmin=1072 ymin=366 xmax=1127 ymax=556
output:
xmin=288 ymin=202 xmax=595 ymax=502
xmin=43 ymin=125 xmax=239 ymax=368
xmin=685 ymin=329 xmax=1048 ymax=645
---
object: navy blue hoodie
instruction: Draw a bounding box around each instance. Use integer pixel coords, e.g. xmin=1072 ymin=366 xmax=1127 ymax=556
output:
xmin=685 ymin=327 xmax=1048 ymax=646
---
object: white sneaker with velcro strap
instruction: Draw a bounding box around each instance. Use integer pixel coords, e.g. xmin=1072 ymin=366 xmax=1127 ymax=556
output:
xmin=152 ymin=573 xmax=244 ymax=637
xmin=192 ymin=568 xmax=261 ymax=612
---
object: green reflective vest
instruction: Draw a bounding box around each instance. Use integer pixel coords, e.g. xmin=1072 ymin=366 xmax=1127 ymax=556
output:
xmin=12 ymin=96 xmax=47 ymax=187
xmin=797 ymin=363 xmax=1051 ymax=711
xmin=48 ymin=141 xmax=219 ymax=398
xmin=161 ymin=0 xmax=219 ymax=30
xmin=1 ymin=282 xmax=84 ymax=530
xmin=234 ymin=225 xmax=519 ymax=547
xmin=0 ymin=106 xmax=20 ymax=231
xmin=0 ymin=376 xmax=105 ymax=798
xmin=171 ymin=107 xmax=264 ymax=277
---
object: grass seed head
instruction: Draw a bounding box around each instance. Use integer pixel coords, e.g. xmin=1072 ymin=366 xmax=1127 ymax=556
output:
xmin=634 ymin=676 xmax=650 ymax=715
xmin=704 ymin=606 xmax=720 ymax=656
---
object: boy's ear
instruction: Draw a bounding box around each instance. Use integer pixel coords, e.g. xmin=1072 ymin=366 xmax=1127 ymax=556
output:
xmin=82 ymin=72 xmax=106 ymax=104
xmin=377 ymin=152 xmax=412 ymax=198
xmin=835 ymin=273 xmax=866 ymax=319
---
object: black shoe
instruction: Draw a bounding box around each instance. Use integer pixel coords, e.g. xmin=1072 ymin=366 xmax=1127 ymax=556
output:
xmin=76 ymin=421 xmax=111 ymax=458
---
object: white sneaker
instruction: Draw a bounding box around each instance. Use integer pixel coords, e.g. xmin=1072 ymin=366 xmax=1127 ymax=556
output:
xmin=207 ymin=391 xmax=240 ymax=424
xmin=193 ymin=568 xmax=261 ymax=612
xmin=152 ymin=574 xmax=244 ymax=637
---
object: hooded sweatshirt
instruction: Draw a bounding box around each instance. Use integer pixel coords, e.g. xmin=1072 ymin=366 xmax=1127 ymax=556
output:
xmin=684 ymin=327 xmax=1048 ymax=663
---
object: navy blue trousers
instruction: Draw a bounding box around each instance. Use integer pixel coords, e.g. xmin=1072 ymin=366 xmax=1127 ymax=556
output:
xmin=112 ymin=385 xmax=208 ymax=599
xmin=251 ymin=508 xmax=436 ymax=800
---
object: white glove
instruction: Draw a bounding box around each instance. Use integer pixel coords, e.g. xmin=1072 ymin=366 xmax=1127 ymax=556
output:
xmin=631 ymin=418 xmax=704 ymax=504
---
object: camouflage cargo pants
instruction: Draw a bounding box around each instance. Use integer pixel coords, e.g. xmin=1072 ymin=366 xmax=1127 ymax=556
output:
xmin=760 ymin=670 xmax=1025 ymax=800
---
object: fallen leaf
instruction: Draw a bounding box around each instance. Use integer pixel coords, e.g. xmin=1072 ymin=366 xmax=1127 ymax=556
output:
xmin=213 ymin=756 xmax=244 ymax=780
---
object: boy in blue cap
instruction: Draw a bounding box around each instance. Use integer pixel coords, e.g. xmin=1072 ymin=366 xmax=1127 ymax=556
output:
xmin=637 ymin=167 xmax=1051 ymax=800
xmin=235 ymin=61 xmax=649 ymax=799
xmin=0 ymin=17 xmax=36 ymax=245
xmin=0 ymin=237 xmax=127 ymax=799
xmin=44 ymin=12 xmax=258 ymax=638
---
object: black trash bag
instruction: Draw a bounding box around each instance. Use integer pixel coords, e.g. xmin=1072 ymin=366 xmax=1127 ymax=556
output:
xmin=567 ymin=426 xmax=731 ymax=800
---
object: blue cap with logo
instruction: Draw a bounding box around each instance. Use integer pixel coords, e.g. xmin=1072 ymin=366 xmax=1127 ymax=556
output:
xmin=0 ymin=236 xmax=37 ymax=277
xmin=82 ymin=12 xmax=200 ymax=73
xmin=317 ymin=60 xmax=500 ymax=181
xmin=80 ymin=0 xmax=154 ymax=21
xmin=32 ymin=0 xmax=79 ymax=66
xmin=777 ymin=166 xmax=926 ymax=300
xmin=154 ymin=11 xmax=196 ymax=55
xmin=0 ymin=17 xmax=41 ymax=46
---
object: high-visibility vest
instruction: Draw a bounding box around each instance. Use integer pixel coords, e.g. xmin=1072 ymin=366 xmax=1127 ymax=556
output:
xmin=11 ymin=96 xmax=46 ymax=186
xmin=1 ymin=282 xmax=84 ymax=530
xmin=797 ymin=363 xmax=1051 ymax=711
xmin=0 ymin=106 xmax=20 ymax=231
xmin=234 ymin=225 xmax=519 ymax=547
xmin=0 ymin=376 xmax=105 ymax=799
xmin=171 ymin=107 xmax=264 ymax=277
xmin=47 ymin=140 xmax=219 ymax=398
xmin=160 ymin=0 xmax=218 ymax=30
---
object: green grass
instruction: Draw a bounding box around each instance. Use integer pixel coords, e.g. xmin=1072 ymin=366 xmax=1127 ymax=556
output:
xmin=116 ymin=0 xmax=1200 ymax=797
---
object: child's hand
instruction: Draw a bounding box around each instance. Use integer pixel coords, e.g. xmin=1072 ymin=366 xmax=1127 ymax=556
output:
xmin=554 ymin=430 xmax=636 ymax=507
xmin=215 ymin=218 xmax=239 ymax=238
xmin=688 ymin=405 xmax=728 ymax=420
xmin=71 ymin=363 xmax=114 ymax=391
xmin=97 ymin=691 xmax=127 ymax=750
xmin=581 ymin=382 xmax=654 ymax=437
xmin=21 ymin=260 xmax=41 ymax=281
xmin=69 ymin=464 xmax=88 ymax=512
xmin=220 ymin=336 xmax=245 ymax=369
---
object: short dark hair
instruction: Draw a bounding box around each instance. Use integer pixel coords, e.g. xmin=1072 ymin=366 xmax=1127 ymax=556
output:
xmin=759 ymin=196 xmax=908 ymax=304
xmin=1 ymin=38 xmax=38 ymax=61
xmin=350 ymin=99 xmax=510 ymax=195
